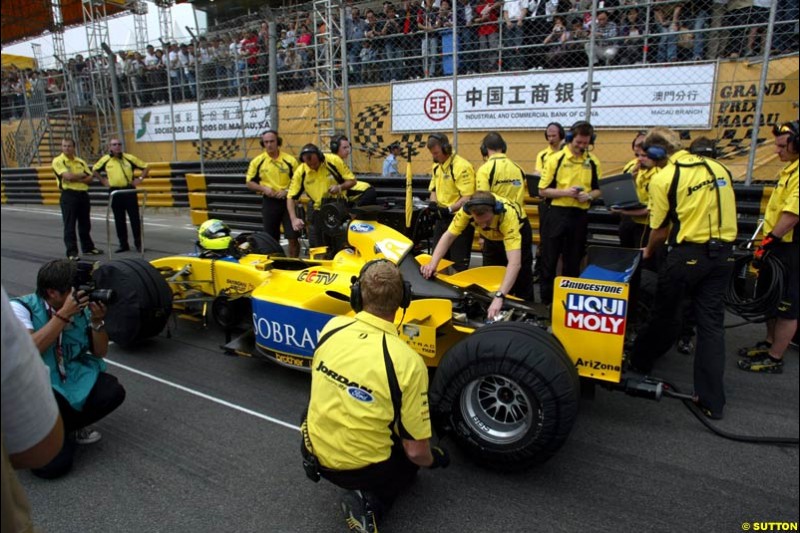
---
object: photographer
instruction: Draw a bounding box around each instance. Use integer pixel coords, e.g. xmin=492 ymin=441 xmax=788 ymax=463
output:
xmin=302 ymin=260 xmax=447 ymax=532
xmin=9 ymin=259 xmax=126 ymax=479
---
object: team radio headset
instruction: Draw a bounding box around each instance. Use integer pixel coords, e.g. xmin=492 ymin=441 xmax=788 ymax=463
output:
xmin=644 ymin=141 xmax=730 ymax=256
xmin=461 ymin=196 xmax=508 ymax=301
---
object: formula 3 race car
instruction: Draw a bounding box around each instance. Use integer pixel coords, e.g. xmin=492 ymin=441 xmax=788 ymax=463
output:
xmin=105 ymin=207 xmax=658 ymax=470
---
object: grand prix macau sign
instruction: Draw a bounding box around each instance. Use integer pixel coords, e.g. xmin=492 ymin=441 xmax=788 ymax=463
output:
xmin=551 ymin=277 xmax=629 ymax=383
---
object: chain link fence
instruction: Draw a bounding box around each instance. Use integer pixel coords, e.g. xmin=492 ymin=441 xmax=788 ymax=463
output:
xmin=1 ymin=0 xmax=797 ymax=180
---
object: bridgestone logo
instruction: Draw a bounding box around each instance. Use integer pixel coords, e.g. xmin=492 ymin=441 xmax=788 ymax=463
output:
xmin=559 ymin=280 xmax=623 ymax=294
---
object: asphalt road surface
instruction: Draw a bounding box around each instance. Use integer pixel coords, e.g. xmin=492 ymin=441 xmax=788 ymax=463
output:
xmin=2 ymin=204 xmax=798 ymax=533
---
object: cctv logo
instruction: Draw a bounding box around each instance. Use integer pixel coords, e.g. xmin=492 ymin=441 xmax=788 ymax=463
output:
xmin=564 ymin=294 xmax=626 ymax=335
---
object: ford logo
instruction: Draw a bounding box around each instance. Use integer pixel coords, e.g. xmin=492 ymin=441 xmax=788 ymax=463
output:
xmin=347 ymin=387 xmax=374 ymax=403
xmin=349 ymin=223 xmax=375 ymax=233
xmin=716 ymin=179 xmax=728 ymax=187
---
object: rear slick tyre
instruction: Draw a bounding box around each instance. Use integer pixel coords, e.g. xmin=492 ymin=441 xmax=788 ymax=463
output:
xmin=93 ymin=258 xmax=173 ymax=346
xmin=430 ymin=322 xmax=579 ymax=470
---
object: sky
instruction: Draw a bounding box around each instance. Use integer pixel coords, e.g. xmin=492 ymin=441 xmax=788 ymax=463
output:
xmin=2 ymin=3 xmax=206 ymax=68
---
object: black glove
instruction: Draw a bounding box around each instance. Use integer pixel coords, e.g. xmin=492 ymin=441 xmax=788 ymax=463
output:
xmin=753 ymin=232 xmax=779 ymax=269
xmin=430 ymin=445 xmax=450 ymax=469
xmin=428 ymin=201 xmax=441 ymax=219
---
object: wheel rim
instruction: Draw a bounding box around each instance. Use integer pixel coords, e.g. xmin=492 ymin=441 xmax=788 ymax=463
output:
xmin=459 ymin=374 xmax=540 ymax=445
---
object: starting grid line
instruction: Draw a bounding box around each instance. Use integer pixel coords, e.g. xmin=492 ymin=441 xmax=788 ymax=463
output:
xmin=105 ymin=358 xmax=300 ymax=432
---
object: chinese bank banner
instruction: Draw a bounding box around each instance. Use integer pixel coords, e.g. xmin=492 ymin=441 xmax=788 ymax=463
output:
xmin=391 ymin=64 xmax=716 ymax=131
xmin=132 ymin=96 xmax=270 ymax=142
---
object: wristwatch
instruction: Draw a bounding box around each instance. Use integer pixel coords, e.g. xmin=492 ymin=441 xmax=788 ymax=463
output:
xmin=91 ymin=320 xmax=106 ymax=331
xmin=494 ymin=291 xmax=504 ymax=300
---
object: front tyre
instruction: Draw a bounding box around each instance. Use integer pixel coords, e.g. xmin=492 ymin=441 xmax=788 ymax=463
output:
xmin=430 ymin=322 xmax=579 ymax=470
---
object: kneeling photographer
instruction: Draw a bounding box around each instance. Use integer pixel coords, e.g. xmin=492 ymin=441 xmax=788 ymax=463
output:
xmin=9 ymin=259 xmax=126 ymax=479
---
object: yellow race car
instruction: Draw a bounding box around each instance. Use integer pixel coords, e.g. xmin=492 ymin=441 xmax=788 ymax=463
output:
xmin=139 ymin=206 xmax=654 ymax=470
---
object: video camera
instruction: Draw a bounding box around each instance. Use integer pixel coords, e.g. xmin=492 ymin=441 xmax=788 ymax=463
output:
xmin=73 ymin=261 xmax=116 ymax=304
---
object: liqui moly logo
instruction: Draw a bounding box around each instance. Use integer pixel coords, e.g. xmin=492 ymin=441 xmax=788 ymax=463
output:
xmin=564 ymin=294 xmax=627 ymax=335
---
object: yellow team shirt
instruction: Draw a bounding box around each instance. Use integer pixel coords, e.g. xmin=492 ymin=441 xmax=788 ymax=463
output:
xmin=245 ymin=150 xmax=299 ymax=191
xmin=288 ymin=154 xmax=353 ymax=205
xmin=648 ymin=150 xmax=738 ymax=243
xmin=622 ymin=157 xmax=657 ymax=225
xmin=448 ymin=194 xmax=524 ymax=251
xmin=539 ymin=146 xmax=602 ymax=209
xmin=535 ymin=145 xmax=558 ymax=175
xmin=52 ymin=153 xmax=91 ymax=191
xmin=428 ymin=153 xmax=476 ymax=208
xmin=764 ymin=158 xmax=799 ymax=243
xmin=307 ymin=312 xmax=431 ymax=470
xmin=92 ymin=153 xmax=148 ymax=188
xmin=476 ymin=154 xmax=527 ymax=213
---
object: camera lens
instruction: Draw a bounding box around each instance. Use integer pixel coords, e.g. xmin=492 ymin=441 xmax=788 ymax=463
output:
xmin=89 ymin=289 xmax=116 ymax=305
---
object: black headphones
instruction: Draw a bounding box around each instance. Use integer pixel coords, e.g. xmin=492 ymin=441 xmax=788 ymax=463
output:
xmin=428 ymin=133 xmax=452 ymax=156
xmin=544 ymin=122 xmax=566 ymax=141
xmin=564 ymin=121 xmax=596 ymax=144
xmin=260 ymin=130 xmax=282 ymax=148
xmin=299 ymin=143 xmax=324 ymax=162
xmin=642 ymin=142 xmax=668 ymax=161
xmin=329 ymin=134 xmax=348 ymax=155
xmin=480 ymin=132 xmax=507 ymax=158
xmin=349 ymin=259 xmax=412 ymax=312
xmin=773 ymin=120 xmax=800 ymax=152
xmin=462 ymin=195 xmax=506 ymax=215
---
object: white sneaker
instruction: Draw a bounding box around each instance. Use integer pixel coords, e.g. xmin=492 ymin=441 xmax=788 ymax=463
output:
xmin=73 ymin=427 xmax=102 ymax=445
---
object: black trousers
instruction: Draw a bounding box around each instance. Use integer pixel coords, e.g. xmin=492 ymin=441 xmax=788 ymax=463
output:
xmin=483 ymin=218 xmax=534 ymax=301
xmin=60 ymin=189 xmax=95 ymax=256
xmin=261 ymin=196 xmax=298 ymax=243
xmin=308 ymin=205 xmax=346 ymax=259
xmin=433 ymin=213 xmax=474 ymax=272
xmin=540 ymin=206 xmax=588 ymax=304
xmin=319 ymin=435 xmax=419 ymax=517
xmin=109 ymin=187 xmax=141 ymax=249
xmin=631 ymin=243 xmax=734 ymax=415
xmin=31 ymin=372 xmax=126 ymax=479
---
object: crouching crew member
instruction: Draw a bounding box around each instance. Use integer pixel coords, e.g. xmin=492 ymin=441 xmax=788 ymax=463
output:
xmin=302 ymin=260 xmax=448 ymax=532
xmin=421 ymin=191 xmax=533 ymax=317
xmin=629 ymin=127 xmax=737 ymax=420
xmin=737 ymin=120 xmax=799 ymax=374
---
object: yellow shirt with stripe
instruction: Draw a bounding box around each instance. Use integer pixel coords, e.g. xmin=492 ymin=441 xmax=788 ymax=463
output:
xmin=622 ymin=157 xmax=657 ymax=225
xmin=52 ymin=153 xmax=91 ymax=191
xmin=307 ymin=312 xmax=431 ymax=470
xmin=245 ymin=150 xmax=298 ymax=191
xmin=539 ymin=146 xmax=602 ymax=209
xmin=448 ymin=194 xmax=524 ymax=251
xmin=288 ymin=154 xmax=352 ymax=205
xmin=764 ymin=158 xmax=799 ymax=243
xmin=476 ymin=154 xmax=527 ymax=213
xmin=535 ymin=145 xmax=559 ymax=175
xmin=92 ymin=153 xmax=148 ymax=188
xmin=428 ymin=153 xmax=476 ymax=208
xmin=648 ymin=150 xmax=738 ymax=243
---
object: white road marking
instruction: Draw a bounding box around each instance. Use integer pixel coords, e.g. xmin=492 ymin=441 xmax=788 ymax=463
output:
xmin=0 ymin=205 xmax=196 ymax=231
xmin=105 ymin=358 xmax=301 ymax=432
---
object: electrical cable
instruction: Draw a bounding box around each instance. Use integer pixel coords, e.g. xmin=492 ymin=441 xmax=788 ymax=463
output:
xmin=723 ymin=252 xmax=785 ymax=323
xmin=660 ymin=381 xmax=799 ymax=446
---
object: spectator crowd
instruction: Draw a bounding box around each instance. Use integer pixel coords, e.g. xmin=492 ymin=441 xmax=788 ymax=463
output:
xmin=2 ymin=0 xmax=797 ymax=121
